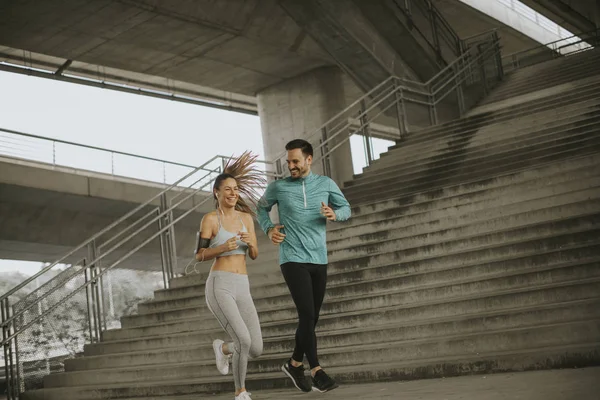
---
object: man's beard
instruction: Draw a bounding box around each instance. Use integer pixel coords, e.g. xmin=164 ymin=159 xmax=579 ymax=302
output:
xmin=289 ymin=167 xmax=304 ymax=176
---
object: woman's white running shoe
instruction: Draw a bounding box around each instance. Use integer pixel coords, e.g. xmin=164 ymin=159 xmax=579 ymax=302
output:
xmin=235 ymin=390 xmax=252 ymax=400
xmin=213 ymin=339 xmax=229 ymax=375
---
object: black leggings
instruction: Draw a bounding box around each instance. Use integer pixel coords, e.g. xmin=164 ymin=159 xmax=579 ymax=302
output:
xmin=280 ymin=262 xmax=328 ymax=369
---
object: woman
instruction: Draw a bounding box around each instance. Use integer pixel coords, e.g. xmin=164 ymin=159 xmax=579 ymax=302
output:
xmin=195 ymin=152 xmax=265 ymax=400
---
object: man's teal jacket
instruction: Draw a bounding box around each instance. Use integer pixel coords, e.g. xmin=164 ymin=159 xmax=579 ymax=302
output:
xmin=257 ymin=172 xmax=351 ymax=265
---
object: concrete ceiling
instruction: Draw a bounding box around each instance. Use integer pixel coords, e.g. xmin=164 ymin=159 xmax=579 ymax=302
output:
xmin=0 ymin=0 xmax=334 ymax=96
xmin=433 ymin=0 xmax=544 ymax=55
xmin=519 ymin=0 xmax=599 ymax=34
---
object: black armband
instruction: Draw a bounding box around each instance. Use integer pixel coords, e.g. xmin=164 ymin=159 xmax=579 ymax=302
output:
xmin=195 ymin=231 xmax=211 ymax=254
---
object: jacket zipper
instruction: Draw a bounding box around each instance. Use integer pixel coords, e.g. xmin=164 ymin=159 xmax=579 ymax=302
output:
xmin=302 ymin=181 xmax=307 ymax=208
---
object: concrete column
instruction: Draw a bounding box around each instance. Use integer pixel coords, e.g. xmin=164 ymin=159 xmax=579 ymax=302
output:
xmin=257 ymin=67 xmax=354 ymax=186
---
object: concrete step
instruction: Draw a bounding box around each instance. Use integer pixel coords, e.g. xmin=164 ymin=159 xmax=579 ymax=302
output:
xmin=36 ymin=343 xmax=600 ymax=400
xmin=330 ymin=172 xmax=600 ymax=240
xmin=346 ymin=133 xmax=600 ymax=204
xmin=258 ymin=263 xmax=600 ymax=325
xmin=489 ymin=57 xmax=600 ymax=94
xmin=129 ymin=213 xmax=600 ymax=319
xmin=73 ymin=272 xmax=600 ymax=365
xmin=364 ymin=95 xmax=600 ymax=174
xmin=343 ymin=152 xmax=600 ymax=222
xmin=328 ymin=215 xmax=600 ymax=272
xmin=47 ymin=301 xmax=600 ymax=387
xmin=498 ymin=49 xmax=600 ymax=88
xmin=466 ymin=75 xmax=600 ymax=119
xmin=119 ymin=223 xmax=600 ymax=329
xmin=363 ymin=93 xmax=600 ymax=179
xmin=505 ymin=48 xmax=600 ymax=76
xmin=68 ymin=277 xmax=600 ymax=373
xmin=149 ymin=189 xmax=600 ymax=310
xmin=488 ymin=58 xmax=600 ymax=101
xmin=149 ymin=180 xmax=597 ymax=314
xmin=28 ymin=324 xmax=600 ymax=398
xmin=348 ymin=112 xmax=600 ymax=190
xmin=103 ymin=241 xmax=600 ymax=343
xmin=349 ymin=115 xmax=600 ymax=198
xmin=367 ymin=79 xmax=600 ymax=158
xmin=139 ymin=212 xmax=600 ymax=316
xmin=329 ymin=191 xmax=600 ymax=254
xmin=96 ymin=250 xmax=600 ymax=354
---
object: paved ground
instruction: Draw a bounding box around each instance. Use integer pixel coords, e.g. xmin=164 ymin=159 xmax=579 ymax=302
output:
xmin=207 ymin=368 xmax=600 ymax=400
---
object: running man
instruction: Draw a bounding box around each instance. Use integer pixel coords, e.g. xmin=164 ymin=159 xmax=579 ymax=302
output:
xmin=257 ymin=139 xmax=351 ymax=393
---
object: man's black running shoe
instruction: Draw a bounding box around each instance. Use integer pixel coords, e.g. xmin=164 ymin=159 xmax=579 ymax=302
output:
xmin=281 ymin=359 xmax=312 ymax=392
xmin=311 ymin=369 xmax=339 ymax=393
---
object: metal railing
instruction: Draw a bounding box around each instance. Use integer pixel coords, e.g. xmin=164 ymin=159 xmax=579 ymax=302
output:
xmin=393 ymin=0 xmax=463 ymax=65
xmin=0 ymin=29 xmax=504 ymax=400
xmin=501 ymin=28 xmax=600 ymax=73
xmin=0 ymin=127 xmax=204 ymax=185
xmin=271 ymin=31 xmax=503 ymax=179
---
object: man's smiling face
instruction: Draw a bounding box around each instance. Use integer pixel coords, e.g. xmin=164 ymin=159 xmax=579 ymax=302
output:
xmin=287 ymin=148 xmax=312 ymax=178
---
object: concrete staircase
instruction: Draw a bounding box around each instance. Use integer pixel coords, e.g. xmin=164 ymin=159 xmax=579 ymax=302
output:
xmin=21 ymin=50 xmax=600 ymax=399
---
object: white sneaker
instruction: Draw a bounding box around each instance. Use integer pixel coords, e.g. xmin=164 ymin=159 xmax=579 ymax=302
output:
xmin=213 ymin=339 xmax=229 ymax=375
xmin=235 ymin=391 xmax=252 ymax=400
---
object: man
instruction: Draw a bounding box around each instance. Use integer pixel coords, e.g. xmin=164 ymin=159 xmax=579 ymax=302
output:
xmin=257 ymin=138 xmax=351 ymax=393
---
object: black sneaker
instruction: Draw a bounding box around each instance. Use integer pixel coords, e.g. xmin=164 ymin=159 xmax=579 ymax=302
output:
xmin=311 ymin=369 xmax=339 ymax=393
xmin=281 ymin=359 xmax=312 ymax=392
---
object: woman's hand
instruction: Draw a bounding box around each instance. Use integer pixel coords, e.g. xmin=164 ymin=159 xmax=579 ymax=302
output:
xmin=238 ymin=231 xmax=256 ymax=249
xmin=220 ymin=236 xmax=239 ymax=252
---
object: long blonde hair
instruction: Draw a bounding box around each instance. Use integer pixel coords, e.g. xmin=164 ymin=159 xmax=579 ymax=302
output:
xmin=212 ymin=151 xmax=266 ymax=217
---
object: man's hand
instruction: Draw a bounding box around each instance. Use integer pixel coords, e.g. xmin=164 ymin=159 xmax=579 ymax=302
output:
xmin=268 ymin=224 xmax=286 ymax=245
xmin=220 ymin=236 xmax=239 ymax=252
xmin=320 ymin=202 xmax=336 ymax=221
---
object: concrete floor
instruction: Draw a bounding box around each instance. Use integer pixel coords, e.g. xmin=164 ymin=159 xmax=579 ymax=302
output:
xmin=207 ymin=368 xmax=600 ymax=400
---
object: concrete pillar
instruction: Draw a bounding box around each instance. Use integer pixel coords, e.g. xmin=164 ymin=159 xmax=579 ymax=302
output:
xmin=257 ymin=67 xmax=354 ymax=186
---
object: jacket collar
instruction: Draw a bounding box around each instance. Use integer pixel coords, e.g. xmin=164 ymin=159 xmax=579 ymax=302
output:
xmin=288 ymin=170 xmax=316 ymax=183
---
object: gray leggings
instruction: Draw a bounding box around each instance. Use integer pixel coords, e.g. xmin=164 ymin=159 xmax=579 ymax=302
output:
xmin=205 ymin=271 xmax=263 ymax=390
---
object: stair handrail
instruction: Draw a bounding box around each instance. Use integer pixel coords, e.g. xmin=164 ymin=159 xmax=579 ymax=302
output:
xmin=270 ymin=30 xmax=502 ymax=176
xmin=392 ymin=0 xmax=463 ymax=64
xmin=315 ymin=33 xmax=502 ymax=166
xmin=0 ymin=154 xmax=228 ymax=306
xmin=501 ymin=27 xmax=599 ymax=72
xmin=0 ymin=168 xmax=223 ymax=344
xmin=411 ymin=0 xmax=462 ymax=55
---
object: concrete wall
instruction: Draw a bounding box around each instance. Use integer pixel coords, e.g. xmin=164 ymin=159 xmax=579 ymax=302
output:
xmin=257 ymin=66 xmax=354 ymax=185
